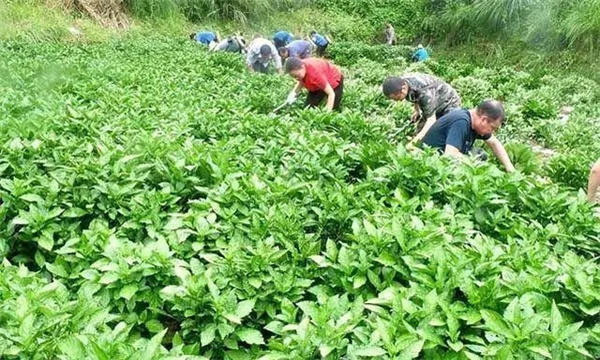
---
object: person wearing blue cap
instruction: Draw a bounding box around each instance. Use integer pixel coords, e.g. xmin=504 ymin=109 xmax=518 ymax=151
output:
xmin=190 ymin=31 xmax=219 ymax=47
xmin=273 ymin=31 xmax=294 ymax=49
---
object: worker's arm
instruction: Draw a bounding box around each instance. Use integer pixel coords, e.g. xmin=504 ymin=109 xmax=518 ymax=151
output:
xmin=484 ymin=135 xmax=516 ymax=172
xmin=444 ymin=145 xmax=463 ymax=158
xmin=272 ymin=44 xmax=284 ymax=74
xmin=411 ymin=103 xmax=420 ymax=122
xmin=246 ymin=49 xmax=256 ymax=72
xmin=588 ymin=160 xmax=600 ymax=204
xmin=291 ymin=81 xmax=303 ymax=96
xmin=411 ymin=114 xmax=436 ymax=144
xmin=323 ymin=83 xmax=336 ymax=111
xmin=325 ymin=35 xmax=333 ymax=44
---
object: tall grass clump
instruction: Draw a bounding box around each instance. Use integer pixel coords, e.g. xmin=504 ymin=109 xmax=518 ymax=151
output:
xmin=124 ymin=0 xmax=312 ymax=23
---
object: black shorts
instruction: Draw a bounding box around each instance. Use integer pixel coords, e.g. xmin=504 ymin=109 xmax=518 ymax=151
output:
xmin=316 ymin=44 xmax=328 ymax=57
xmin=305 ymin=77 xmax=344 ymax=111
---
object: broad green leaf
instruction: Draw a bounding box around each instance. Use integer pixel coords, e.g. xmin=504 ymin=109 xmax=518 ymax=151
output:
xmin=363 ymin=219 xmax=377 ymax=236
xmin=201 ymin=324 xmax=217 ymax=347
xmin=224 ymin=313 xmax=242 ymax=324
xmin=319 ymin=344 xmax=333 ymax=357
xmin=264 ymin=320 xmax=283 ymax=334
xmin=257 ymin=354 xmax=287 ymax=360
xmin=464 ymin=351 xmax=483 ymax=360
xmin=20 ymin=194 xmax=44 ymax=203
xmin=355 ymin=346 xmax=387 ymax=356
xmin=550 ymin=300 xmax=563 ymax=337
xmin=99 ymin=272 xmax=119 ymax=284
xmin=353 ymin=275 xmax=367 ymax=289
xmin=579 ymin=303 xmax=600 ymax=316
xmin=90 ymin=340 xmax=110 ymax=360
xmin=135 ymin=329 xmax=167 ymax=360
xmin=63 ymin=207 xmax=87 ymax=218
xmin=480 ymin=310 xmax=514 ymax=339
xmin=527 ymin=345 xmax=551 ymax=358
xmin=145 ymin=319 xmax=164 ymax=333
xmin=38 ymin=235 xmax=54 ymax=251
xmin=236 ymin=299 xmax=255 ymax=319
xmin=558 ymin=321 xmax=583 ymax=340
xmin=310 ymin=255 xmax=329 ymax=267
xmin=503 ymin=297 xmax=518 ymax=323
xmin=45 ymin=263 xmax=68 ymax=277
xmin=58 ymin=337 xmax=86 ymax=358
xmin=12 ymin=217 xmax=29 ymax=225
xmin=226 ymin=350 xmax=251 ymax=360
xmin=119 ymin=284 xmax=138 ymax=300
xmin=165 ymin=217 xmax=184 ymax=231
xmin=236 ymin=328 xmax=264 ymax=345
xmin=398 ymin=339 xmax=424 ymax=360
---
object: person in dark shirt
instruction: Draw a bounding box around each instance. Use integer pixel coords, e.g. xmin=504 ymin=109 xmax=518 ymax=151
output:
xmin=421 ymin=100 xmax=515 ymax=172
xmin=382 ymin=73 xmax=461 ymax=145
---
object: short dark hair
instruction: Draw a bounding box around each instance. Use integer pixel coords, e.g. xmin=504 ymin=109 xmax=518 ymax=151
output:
xmin=285 ymin=57 xmax=304 ymax=73
xmin=278 ymin=47 xmax=289 ymax=57
xmin=260 ymin=44 xmax=272 ymax=56
xmin=382 ymin=76 xmax=407 ymax=97
xmin=309 ymin=30 xmax=317 ymax=36
xmin=189 ymin=33 xmax=196 ymax=40
xmin=477 ymin=100 xmax=506 ymax=123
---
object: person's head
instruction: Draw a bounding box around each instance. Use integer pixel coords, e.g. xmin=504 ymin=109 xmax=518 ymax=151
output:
xmin=471 ymin=100 xmax=506 ymax=136
xmin=285 ymin=57 xmax=306 ymax=81
xmin=386 ymin=23 xmax=392 ymax=29
xmin=260 ymin=44 xmax=272 ymax=59
xmin=417 ymin=44 xmax=424 ymax=49
xmin=309 ymin=30 xmax=317 ymax=37
xmin=189 ymin=33 xmax=196 ymax=40
xmin=382 ymin=76 xmax=409 ymax=101
xmin=278 ymin=47 xmax=290 ymax=60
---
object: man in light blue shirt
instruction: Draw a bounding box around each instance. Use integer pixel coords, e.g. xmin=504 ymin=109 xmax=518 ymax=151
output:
xmin=278 ymin=40 xmax=313 ymax=61
xmin=309 ymin=30 xmax=331 ymax=57
xmin=412 ymin=44 xmax=429 ymax=62
xmin=190 ymin=31 xmax=218 ymax=47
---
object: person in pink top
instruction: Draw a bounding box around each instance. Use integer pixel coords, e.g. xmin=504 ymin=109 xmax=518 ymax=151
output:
xmin=589 ymin=159 xmax=600 ymax=204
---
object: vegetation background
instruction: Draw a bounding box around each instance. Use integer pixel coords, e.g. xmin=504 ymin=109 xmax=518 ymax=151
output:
xmin=2 ymin=0 xmax=600 ymax=80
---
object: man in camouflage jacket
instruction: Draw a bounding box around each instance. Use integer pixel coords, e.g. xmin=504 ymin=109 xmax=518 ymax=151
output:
xmin=382 ymin=73 xmax=461 ymax=144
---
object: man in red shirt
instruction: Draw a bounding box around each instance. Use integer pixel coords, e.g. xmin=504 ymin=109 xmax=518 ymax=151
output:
xmin=284 ymin=57 xmax=344 ymax=111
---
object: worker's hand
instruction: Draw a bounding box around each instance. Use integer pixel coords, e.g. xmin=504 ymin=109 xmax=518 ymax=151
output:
xmin=286 ymin=91 xmax=297 ymax=105
xmin=406 ymin=141 xmax=420 ymax=153
xmin=278 ymin=68 xmax=284 ymax=75
xmin=409 ymin=136 xmax=422 ymax=147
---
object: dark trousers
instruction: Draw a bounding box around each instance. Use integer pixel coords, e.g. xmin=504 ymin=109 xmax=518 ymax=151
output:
xmin=305 ymin=77 xmax=344 ymax=111
xmin=252 ymin=61 xmax=270 ymax=74
xmin=316 ymin=44 xmax=328 ymax=57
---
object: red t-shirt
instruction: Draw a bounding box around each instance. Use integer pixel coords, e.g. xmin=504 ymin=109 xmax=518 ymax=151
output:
xmin=300 ymin=58 xmax=342 ymax=92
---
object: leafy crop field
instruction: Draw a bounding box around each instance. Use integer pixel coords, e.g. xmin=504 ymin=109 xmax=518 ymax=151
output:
xmin=1 ymin=37 xmax=600 ymax=359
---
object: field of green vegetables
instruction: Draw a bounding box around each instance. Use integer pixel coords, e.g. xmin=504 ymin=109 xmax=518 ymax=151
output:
xmin=1 ymin=37 xmax=600 ymax=359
